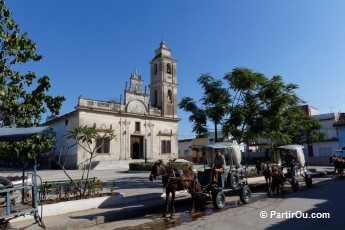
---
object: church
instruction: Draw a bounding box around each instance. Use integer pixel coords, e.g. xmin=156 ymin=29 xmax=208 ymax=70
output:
xmin=43 ymin=41 xmax=179 ymax=169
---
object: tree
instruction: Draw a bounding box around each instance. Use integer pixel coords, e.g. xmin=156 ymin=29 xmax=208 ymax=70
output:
xmin=223 ymin=67 xmax=325 ymax=148
xmin=56 ymin=126 xmax=116 ymax=198
xmin=0 ymin=1 xmax=65 ymax=159
xmin=179 ymin=74 xmax=230 ymax=141
xmin=222 ymin=67 xmax=267 ymax=145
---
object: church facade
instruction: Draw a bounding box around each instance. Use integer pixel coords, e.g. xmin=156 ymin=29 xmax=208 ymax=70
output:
xmin=43 ymin=42 xmax=179 ymax=169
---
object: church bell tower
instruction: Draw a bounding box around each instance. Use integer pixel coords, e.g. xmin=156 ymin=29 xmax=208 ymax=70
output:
xmin=149 ymin=41 xmax=178 ymax=118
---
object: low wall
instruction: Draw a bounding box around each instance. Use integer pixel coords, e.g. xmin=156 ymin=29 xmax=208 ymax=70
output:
xmin=307 ymin=156 xmax=330 ymax=165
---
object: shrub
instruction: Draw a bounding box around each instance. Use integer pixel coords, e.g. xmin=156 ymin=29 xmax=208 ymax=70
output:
xmin=129 ymin=161 xmax=193 ymax=171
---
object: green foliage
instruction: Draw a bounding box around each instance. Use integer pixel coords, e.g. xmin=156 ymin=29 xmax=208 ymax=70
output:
xmin=181 ymin=67 xmax=325 ymax=148
xmin=223 ymin=67 xmax=325 ymax=147
xmin=0 ymin=0 xmax=65 ymax=158
xmin=179 ymin=74 xmax=230 ymax=140
xmin=56 ymin=126 xmax=116 ymax=198
xmin=129 ymin=161 xmax=193 ymax=171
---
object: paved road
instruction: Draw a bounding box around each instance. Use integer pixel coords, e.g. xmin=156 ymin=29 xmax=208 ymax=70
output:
xmin=81 ymin=175 xmax=337 ymax=230
xmin=169 ymin=178 xmax=345 ymax=230
xmin=2 ymin=165 xmax=335 ymax=229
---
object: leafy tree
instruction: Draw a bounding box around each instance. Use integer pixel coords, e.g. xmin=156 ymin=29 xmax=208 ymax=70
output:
xmin=181 ymin=67 xmax=324 ymax=151
xmin=223 ymin=67 xmax=325 ymax=148
xmin=178 ymin=97 xmax=208 ymax=135
xmin=222 ymin=67 xmax=267 ymax=144
xmin=56 ymin=126 xmax=116 ymax=198
xmin=179 ymin=74 xmax=230 ymax=141
xmin=0 ymin=1 xmax=65 ymax=159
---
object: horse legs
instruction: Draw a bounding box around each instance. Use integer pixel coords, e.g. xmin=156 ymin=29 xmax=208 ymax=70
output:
xmin=191 ymin=195 xmax=196 ymax=214
xmin=169 ymin=191 xmax=176 ymax=219
xmin=265 ymin=177 xmax=272 ymax=195
xmin=162 ymin=191 xmax=170 ymax=218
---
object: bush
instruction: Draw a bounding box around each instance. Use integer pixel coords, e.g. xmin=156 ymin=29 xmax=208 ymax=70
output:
xmin=244 ymin=168 xmax=260 ymax=178
xmin=129 ymin=161 xmax=193 ymax=171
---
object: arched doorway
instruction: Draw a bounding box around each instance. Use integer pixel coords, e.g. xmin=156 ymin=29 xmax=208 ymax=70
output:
xmin=131 ymin=135 xmax=143 ymax=159
xmin=132 ymin=142 xmax=140 ymax=159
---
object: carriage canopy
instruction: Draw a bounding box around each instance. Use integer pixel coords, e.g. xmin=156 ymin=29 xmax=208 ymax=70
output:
xmin=275 ymin=145 xmax=305 ymax=167
xmin=205 ymin=142 xmax=242 ymax=168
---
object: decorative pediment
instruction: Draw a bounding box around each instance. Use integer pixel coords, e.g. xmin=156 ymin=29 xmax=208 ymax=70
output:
xmin=126 ymin=100 xmax=147 ymax=114
xmin=94 ymin=123 xmax=113 ymax=133
xmin=157 ymin=129 xmax=174 ymax=136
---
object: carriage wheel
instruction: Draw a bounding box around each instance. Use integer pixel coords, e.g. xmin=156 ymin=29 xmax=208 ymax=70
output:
xmin=212 ymin=190 xmax=225 ymax=209
xmin=291 ymin=179 xmax=299 ymax=192
xmin=227 ymin=172 xmax=239 ymax=189
xmin=305 ymin=175 xmax=312 ymax=188
xmin=239 ymin=185 xmax=251 ymax=204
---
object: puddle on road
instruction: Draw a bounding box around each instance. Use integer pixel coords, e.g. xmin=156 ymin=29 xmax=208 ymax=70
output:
xmin=115 ymin=198 xmax=256 ymax=230
xmin=114 ymin=178 xmax=331 ymax=229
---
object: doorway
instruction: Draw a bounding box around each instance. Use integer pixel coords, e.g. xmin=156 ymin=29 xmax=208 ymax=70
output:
xmin=131 ymin=135 xmax=143 ymax=159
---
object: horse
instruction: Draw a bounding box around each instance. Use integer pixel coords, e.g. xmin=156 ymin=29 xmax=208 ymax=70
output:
xmin=330 ymin=155 xmax=345 ymax=176
xmin=255 ymin=161 xmax=285 ymax=195
xmin=149 ymin=159 xmax=201 ymax=219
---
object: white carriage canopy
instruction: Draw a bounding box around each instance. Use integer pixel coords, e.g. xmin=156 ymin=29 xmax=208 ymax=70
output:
xmin=206 ymin=142 xmax=242 ymax=168
xmin=275 ymin=145 xmax=305 ymax=167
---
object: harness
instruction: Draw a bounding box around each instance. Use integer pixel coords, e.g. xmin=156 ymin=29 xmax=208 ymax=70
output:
xmin=257 ymin=163 xmax=272 ymax=174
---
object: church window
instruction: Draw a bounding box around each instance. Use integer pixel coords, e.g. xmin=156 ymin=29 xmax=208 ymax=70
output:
xmin=134 ymin=84 xmax=139 ymax=92
xmin=167 ymin=90 xmax=172 ymax=103
xmin=161 ymin=140 xmax=171 ymax=154
xmin=96 ymin=137 xmax=110 ymax=154
xmin=154 ymin=90 xmax=158 ymax=107
xmin=154 ymin=63 xmax=158 ymax=75
xmin=167 ymin=63 xmax=171 ymax=74
xmin=135 ymin=122 xmax=141 ymax=132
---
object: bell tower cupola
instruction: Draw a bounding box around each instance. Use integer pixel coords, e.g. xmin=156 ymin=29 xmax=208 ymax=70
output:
xmin=149 ymin=41 xmax=178 ymax=118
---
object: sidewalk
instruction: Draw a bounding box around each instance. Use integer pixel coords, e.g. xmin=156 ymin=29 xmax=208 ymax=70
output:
xmin=5 ymin=165 xmax=333 ymax=230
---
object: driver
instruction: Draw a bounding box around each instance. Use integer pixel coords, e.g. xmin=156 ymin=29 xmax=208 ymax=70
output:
xmin=213 ymin=148 xmax=226 ymax=184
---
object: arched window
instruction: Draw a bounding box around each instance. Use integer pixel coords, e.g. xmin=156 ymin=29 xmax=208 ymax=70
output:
xmin=154 ymin=90 xmax=158 ymax=107
xmin=167 ymin=63 xmax=171 ymax=74
xmin=161 ymin=140 xmax=171 ymax=154
xmin=154 ymin=63 xmax=158 ymax=74
xmin=167 ymin=90 xmax=172 ymax=103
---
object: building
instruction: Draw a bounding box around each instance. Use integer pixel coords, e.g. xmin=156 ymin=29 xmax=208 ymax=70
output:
xmin=333 ymin=113 xmax=345 ymax=150
xmin=308 ymin=112 xmax=339 ymax=164
xmin=178 ymin=138 xmax=193 ymax=162
xmin=43 ymin=42 xmax=179 ymax=169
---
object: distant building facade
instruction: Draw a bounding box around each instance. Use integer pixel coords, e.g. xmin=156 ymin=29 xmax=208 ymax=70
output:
xmin=333 ymin=113 xmax=345 ymax=150
xmin=308 ymin=112 xmax=339 ymax=164
xmin=43 ymin=42 xmax=179 ymax=169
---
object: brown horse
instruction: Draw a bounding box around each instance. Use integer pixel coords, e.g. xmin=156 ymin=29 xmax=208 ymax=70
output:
xmin=149 ymin=160 xmax=201 ymax=219
xmin=330 ymin=155 xmax=345 ymax=176
xmin=255 ymin=161 xmax=285 ymax=195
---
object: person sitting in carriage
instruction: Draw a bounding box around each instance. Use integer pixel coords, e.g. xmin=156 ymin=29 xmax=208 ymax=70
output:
xmin=282 ymin=151 xmax=297 ymax=177
xmin=213 ymin=148 xmax=226 ymax=184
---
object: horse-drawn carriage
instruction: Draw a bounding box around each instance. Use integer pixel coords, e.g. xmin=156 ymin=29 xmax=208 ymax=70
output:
xmin=149 ymin=142 xmax=251 ymax=219
xmin=274 ymin=145 xmax=313 ymax=191
xmin=199 ymin=143 xmax=251 ymax=204
xmin=256 ymin=145 xmax=312 ymax=195
xmin=329 ymin=147 xmax=345 ymax=176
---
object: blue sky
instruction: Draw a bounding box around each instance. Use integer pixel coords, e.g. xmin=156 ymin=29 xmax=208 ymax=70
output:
xmin=7 ymin=0 xmax=345 ymax=139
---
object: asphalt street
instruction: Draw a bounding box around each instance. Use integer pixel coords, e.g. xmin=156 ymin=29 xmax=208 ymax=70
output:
xmin=0 ymin=165 xmax=336 ymax=230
